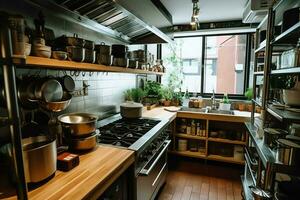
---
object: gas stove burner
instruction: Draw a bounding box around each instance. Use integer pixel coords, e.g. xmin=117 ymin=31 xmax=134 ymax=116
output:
xmin=98 ymin=118 xmax=160 ymax=147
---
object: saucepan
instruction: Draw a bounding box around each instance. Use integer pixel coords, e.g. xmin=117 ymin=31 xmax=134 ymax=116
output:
xmin=120 ymin=101 xmax=143 ymax=119
xmin=58 ymin=112 xmax=98 ymax=136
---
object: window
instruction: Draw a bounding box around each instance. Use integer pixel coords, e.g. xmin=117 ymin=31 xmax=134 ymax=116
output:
xmin=162 ymin=33 xmax=249 ymax=97
xmin=162 ymin=37 xmax=202 ymax=93
xmin=204 ymin=35 xmax=247 ymax=95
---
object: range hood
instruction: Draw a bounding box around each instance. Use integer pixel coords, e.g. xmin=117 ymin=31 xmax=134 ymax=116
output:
xmin=28 ymin=0 xmax=173 ymax=44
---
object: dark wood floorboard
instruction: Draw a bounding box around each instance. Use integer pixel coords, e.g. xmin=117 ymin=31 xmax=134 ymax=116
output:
xmin=157 ymin=157 xmax=243 ymax=200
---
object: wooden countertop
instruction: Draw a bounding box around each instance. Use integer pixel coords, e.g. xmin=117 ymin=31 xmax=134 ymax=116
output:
xmin=142 ymin=106 xmax=254 ymax=123
xmin=142 ymin=106 xmax=178 ymax=122
xmin=6 ymin=146 xmax=134 ymax=200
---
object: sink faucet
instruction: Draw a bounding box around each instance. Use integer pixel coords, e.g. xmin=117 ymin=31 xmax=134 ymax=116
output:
xmin=211 ymin=89 xmax=217 ymax=110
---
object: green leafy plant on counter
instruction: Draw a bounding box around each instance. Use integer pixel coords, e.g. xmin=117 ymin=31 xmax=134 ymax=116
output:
xmin=161 ymin=86 xmax=173 ymax=101
xmin=144 ymin=80 xmax=162 ymax=99
xmin=221 ymin=93 xmax=230 ymax=104
xmin=244 ymin=88 xmax=253 ymax=100
xmin=124 ymin=88 xmax=146 ymax=103
xmin=172 ymin=92 xmax=183 ymax=106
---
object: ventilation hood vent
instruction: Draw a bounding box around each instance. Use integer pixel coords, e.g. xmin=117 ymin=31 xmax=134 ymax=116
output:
xmin=28 ymin=0 xmax=173 ymax=44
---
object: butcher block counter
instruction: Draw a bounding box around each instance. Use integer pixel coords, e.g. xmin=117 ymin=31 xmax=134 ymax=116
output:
xmin=6 ymin=146 xmax=134 ymax=200
xmin=142 ymin=106 xmax=253 ymax=123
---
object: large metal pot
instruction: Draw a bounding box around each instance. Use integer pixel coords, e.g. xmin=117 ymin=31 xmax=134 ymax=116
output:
xmin=66 ymin=46 xmax=85 ymax=62
xmin=22 ymin=136 xmax=57 ymax=183
xmin=17 ymin=77 xmax=38 ymax=109
xmin=95 ymin=42 xmax=110 ymax=55
xmin=276 ymin=139 xmax=300 ymax=167
xmin=58 ymin=112 xmax=98 ymax=136
xmin=120 ymin=101 xmax=143 ymax=118
xmin=54 ymin=34 xmax=85 ymax=48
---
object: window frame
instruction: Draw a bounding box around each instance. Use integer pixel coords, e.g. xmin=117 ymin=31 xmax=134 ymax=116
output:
xmin=167 ymin=32 xmax=252 ymax=100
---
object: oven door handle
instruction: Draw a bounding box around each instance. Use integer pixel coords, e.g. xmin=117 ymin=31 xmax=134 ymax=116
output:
xmin=139 ymin=140 xmax=171 ymax=176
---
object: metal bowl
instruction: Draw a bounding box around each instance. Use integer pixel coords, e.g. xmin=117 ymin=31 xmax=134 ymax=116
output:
xmin=58 ymin=112 xmax=98 ymax=136
xmin=38 ymin=93 xmax=72 ymax=112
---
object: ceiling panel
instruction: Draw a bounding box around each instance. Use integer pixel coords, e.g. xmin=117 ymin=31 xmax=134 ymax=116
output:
xmin=161 ymin=0 xmax=248 ymax=25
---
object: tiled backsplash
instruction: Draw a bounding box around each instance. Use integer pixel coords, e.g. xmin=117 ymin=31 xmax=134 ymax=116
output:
xmin=46 ymin=70 xmax=136 ymax=114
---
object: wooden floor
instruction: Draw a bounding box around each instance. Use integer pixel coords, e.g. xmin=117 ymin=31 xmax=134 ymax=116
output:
xmin=157 ymin=157 xmax=243 ymax=200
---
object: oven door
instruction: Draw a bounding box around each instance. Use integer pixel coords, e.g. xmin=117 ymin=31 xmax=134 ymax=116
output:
xmin=137 ymin=140 xmax=171 ymax=200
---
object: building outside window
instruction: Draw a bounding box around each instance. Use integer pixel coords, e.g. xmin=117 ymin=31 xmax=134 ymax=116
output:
xmin=162 ymin=33 xmax=249 ymax=97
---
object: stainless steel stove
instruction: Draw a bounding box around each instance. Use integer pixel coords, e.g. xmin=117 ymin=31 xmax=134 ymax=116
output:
xmin=97 ymin=114 xmax=171 ymax=200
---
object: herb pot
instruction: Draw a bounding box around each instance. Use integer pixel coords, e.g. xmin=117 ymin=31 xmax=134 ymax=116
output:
xmin=120 ymin=101 xmax=143 ymax=119
xmin=58 ymin=112 xmax=98 ymax=136
xmin=219 ymin=103 xmax=231 ymax=111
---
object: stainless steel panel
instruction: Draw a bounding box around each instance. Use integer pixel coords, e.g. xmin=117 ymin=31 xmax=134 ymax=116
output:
xmin=137 ymin=140 xmax=170 ymax=200
xmin=101 ymin=12 xmax=128 ymax=26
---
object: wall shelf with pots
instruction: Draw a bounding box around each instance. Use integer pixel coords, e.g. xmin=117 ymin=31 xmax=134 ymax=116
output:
xmin=13 ymin=56 xmax=164 ymax=75
xmin=208 ymin=137 xmax=246 ymax=145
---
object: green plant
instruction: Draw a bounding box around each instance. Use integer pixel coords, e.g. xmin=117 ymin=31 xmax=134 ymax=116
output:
xmin=221 ymin=93 xmax=230 ymax=104
xmin=131 ymin=88 xmax=146 ymax=103
xmin=245 ymin=88 xmax=253 ymax=100
xmin=161 ymin=86 xmax=173 ymax=100
xmin=124 ymin=88 xmax=145 ymax=103
xmin=144 ymin=81 xmax=162 ymax=98
xmin=172 ymin=92 xmax=183 ymax=104
xmin=124 ymin=89 xmax=133 ymax=101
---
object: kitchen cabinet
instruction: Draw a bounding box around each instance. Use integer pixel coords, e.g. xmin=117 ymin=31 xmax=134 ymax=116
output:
xmin=244 ymin=0 xmax=300 ymax=199
xmin=169 ymin=111 xmax=249 ymax=165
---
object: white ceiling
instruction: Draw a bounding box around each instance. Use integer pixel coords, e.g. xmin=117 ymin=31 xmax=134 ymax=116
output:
xmin=161 ymin=0 xmax=248 ymax=25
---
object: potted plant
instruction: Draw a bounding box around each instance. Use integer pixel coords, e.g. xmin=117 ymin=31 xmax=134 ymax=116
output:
xmin=219 ymin=93 xmax=231 ymax=111
xmin=161 ymin=86 xmax=172 ymax=106
xmin=270 ymin=74 xmax=300 ymax=106
xmin=124 ymin=88 xmax=146 ymax=103
xmin=172 ymin=92 xmax=183 ymax=106
xmin=244 ymin=88 xmax=253 ymax=111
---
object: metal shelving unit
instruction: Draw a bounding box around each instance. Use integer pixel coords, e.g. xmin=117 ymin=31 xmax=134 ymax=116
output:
xmin=0 ymin=23 xmax=28 ymax=199
xmin=245 ymin=0 xmax=300 ymax=196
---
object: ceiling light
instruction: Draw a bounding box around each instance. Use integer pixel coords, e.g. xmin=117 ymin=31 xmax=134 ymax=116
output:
xmin=191 ymin=0 xmax=200 ymax=26
xmin=190 ymin=16 xmax=196 ymax=25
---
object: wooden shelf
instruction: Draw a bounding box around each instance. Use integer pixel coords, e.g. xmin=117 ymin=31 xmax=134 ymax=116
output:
xmin=208 ymin=137 xmax=246 ymax=145
xmin=175 ymin=133 xmax=206 ymax=141
xmin=271 ymin=67 xmax=300 ymax=75
xmin=14 ymin=56 xmax=164 ymax=75
xmin=169 ymin=151 xmax=206 ymax=159
xmin=207 ymin=154 xmax=244 ymax=165
xmin=272 ymin=22 xmax=300 ymax=45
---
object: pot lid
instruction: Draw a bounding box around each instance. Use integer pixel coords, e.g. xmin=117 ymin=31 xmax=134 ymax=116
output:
xmin=120 ymin=101 xmax=143 ymax=108
xmin=264 ymin=128 xmax=287 ymax=135
xmin=278 ymin=139 xmax=300 ymax=148
xmin=249 ymin=186 xmax=272 ymax=198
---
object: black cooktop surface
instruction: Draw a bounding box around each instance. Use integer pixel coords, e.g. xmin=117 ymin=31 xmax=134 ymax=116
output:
xmin=98 ymin=118 xmax=160 ymax=147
